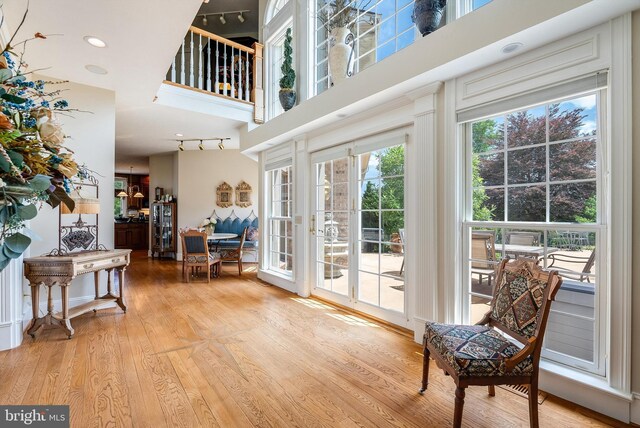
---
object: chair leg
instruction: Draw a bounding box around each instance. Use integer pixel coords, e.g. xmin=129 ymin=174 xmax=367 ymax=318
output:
xmin=529 ymin=379 xmax=539 ymax=428
xmin=187 ymin=266 xmax=191 ymax=283
xmin=488 ymin=385 xmax=495 ymax=396
xmin=453 ymin=386 xmax=466 ymax=428
xmin=238 ymin=259 xmax=243 ymax=276
xmin=419 ymin=347 xmax=430 ymax=394
xmin=207 ymin=264 xmax=211 ymax=283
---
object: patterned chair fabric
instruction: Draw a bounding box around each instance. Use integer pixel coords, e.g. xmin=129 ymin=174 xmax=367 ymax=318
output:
xmin=424 ymin=322 xmax=533 ymax=377
xmin=186 ymin=254 xmax=217 ymax=263
xmin=490 ymin=262 xmax=549 ymax=339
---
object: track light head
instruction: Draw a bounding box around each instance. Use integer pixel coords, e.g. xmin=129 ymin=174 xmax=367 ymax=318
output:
xmin=198 ymin=140 xmax=204 ymax=151
xmin=238 ymin=12 xmax=245 ymax=23
xmin=219 ymin=13 xmax=226 ymax=24
xmin=178 ymin=141 xmax=184 ymax=151
xmin=218 ymin=139 xmax=224 ymax=150
xmin=202 ymin=15 xmax=208 ymax=26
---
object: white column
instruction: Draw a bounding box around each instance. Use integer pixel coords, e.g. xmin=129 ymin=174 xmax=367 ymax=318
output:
xmin=0 ymin=256 xmax=24 ymax=350
xmin=406 ymin=82 xmax=442 ymax=343
xmin=294 ymin=136 xmax=311 ymax=297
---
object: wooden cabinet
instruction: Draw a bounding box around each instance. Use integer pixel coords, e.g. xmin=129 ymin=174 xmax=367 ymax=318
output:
xmin=114 ymin=222 xmax=149 ymax=250
xmin=151 ymin=202 xmax=177 ymax=259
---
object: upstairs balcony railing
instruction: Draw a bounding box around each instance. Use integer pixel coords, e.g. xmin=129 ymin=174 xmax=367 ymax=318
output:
xmin=165 ymin=26 xmax=264 ymax=124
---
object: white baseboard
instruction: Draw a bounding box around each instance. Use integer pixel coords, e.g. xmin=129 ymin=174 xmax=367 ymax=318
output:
xmin=413 ymin=316 xmax=427 ymax=343
xmin=258 ymin=270 xmax=296 ymax=294
xmin=629 ymin=393 xmax=640 ymax=424
xmin=0 ymin=320 xmax=23 ymax=351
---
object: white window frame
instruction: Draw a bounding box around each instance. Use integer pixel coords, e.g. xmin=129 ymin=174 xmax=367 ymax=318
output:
xmin=264 ymin=0 xmax=294 ymax=121
xmin=444 ymin=18 xmax=632 ymax=401
xmin=265 ymin=163 xmax=294 ymax=278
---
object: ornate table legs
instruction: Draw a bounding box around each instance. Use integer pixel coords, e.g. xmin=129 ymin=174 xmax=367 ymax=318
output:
xmin=26 ymin=281 xmax=74 ymax=339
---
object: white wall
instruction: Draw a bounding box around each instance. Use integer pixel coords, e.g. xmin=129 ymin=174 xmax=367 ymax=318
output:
xmin=149 ymin=153 xmax=176 ymax=196
xmin=25 ymin=77 xmax=116 ymax=311
xmin=176 ymin=150 xmax=259 ymax=235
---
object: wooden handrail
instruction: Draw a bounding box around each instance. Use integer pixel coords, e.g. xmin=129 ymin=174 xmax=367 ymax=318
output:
xmin=166 ymin=26 xmax=264 ymax=123
xmin=189 ymin=26 xmax=255 ymax=55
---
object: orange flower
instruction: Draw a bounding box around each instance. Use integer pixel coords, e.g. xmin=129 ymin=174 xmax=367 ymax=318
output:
xmin=0 ymin=113 xmax=13 ymax=130
xmin=34 ymin=32 xmax=46 ymax=39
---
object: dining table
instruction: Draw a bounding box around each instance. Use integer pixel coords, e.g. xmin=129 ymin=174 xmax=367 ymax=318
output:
xmin=495 ymin=244 xmax=559 ymax=260
xmin=207 ymin=232 xmax=238 ymax=252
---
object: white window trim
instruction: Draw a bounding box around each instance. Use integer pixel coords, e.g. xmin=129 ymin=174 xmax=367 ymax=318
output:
xmin=443 ymin=16 xmax=632 ymax=409
xmin=264 ymin=0 xmax=294 ymax=121
xmin=264 ymin=164 xmax=294 ymax=278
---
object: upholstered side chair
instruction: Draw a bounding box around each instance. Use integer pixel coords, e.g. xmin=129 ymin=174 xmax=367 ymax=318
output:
xmin=218 ymin=227 xmax=247 ymax=275
xmin=180 ymin=229 xmax=220 ymax=282
xmin=419 ymin=258 xmax=562 ymax=428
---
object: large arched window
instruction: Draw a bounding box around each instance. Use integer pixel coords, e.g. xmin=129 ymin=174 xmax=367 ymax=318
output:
xmin=264 ymin=0 xmax=293 ymax=120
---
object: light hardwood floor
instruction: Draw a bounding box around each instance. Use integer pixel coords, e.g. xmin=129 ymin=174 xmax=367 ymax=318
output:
xmin=0 ymin=252 xmax=628 ymax=427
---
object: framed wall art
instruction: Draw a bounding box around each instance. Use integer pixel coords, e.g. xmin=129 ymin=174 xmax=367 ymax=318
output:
xmin=216 ymin=182 xmax=233 ymax=208
xmin=235 ymin=181 xmax=252 ymax=207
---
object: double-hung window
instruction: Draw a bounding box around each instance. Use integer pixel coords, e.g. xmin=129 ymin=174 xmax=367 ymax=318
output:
xmin=461 ymin=77 xmax=607 ymax=375
xmin=266 ymin=165 xmax=294 ymax=276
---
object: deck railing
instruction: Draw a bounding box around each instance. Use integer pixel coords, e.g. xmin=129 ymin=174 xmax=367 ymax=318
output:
xmin=165 ymin=26 xmax=264 ymax=124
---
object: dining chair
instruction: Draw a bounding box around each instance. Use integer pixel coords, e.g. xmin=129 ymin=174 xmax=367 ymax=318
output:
xmin=218 ymin=227 xmax=248 ymax=275
xmin=420 ymin=258 xmax=562 ymax=428
xmin=180 ymin=229 xmax=220 ymax=283
xmin=506 ymin=231 xmax=541 ymax=246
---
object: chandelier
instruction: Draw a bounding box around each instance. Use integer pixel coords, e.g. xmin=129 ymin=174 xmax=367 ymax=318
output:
xmin=117 ymin=167 xmax=144 ymax=198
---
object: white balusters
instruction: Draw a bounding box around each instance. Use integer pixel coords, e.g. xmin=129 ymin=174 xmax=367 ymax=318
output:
xmin=215 ymin=40 xmax=220 ymax=94
xmin=167 ymin=27 xmax=263 ymax=112
xmin=223 ymin=47 xmax=228 ymax=97
xmin=180 ymin=39 xmax=185 ymax=85
xmin=231 ymin=47 xmax=236 ymax=99
xmin=198 ymin=34 xmax=203 ymax=90
xmin=245 ymin=50 xmax=250 ymax=101
xmin=189 ymin=31 xmax=194 ymax=87
xmin=207 ymin=37 xmax=211 ymax=92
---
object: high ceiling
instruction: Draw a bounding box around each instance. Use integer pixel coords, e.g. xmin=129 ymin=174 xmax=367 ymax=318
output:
xmin=194 ymin=0 xmax=259 ymax=40
xmin=2 ymin=0 xmax=255 ymax=174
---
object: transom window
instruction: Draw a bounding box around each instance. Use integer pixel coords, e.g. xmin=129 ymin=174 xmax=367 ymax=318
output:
xmin=463 ymin=90 xmax=605 ymax=375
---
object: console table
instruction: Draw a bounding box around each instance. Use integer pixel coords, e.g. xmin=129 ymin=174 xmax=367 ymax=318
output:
xmin=23 ymin=249 xmax=131 ymax=339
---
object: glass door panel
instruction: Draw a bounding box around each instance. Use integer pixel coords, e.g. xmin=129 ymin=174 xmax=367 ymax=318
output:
xmin=314 ymin=158 xmax=350 ymax=298
xmin=356 ymin=144 xmax=405 ymax=315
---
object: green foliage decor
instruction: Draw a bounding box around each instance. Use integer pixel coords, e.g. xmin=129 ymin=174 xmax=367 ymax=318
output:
xmin=279 ymin=28 xmax=295 ymax=91
xmin=0 ymin=10 xmax=86 ymax=271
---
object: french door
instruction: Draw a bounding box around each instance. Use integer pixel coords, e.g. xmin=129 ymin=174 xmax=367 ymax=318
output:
xmin=311 ymin=132 xmax=407 ymax=326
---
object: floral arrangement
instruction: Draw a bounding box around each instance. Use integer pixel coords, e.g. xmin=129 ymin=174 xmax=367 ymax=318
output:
xmin=200 ymin=217 xmax=217 ymax=232
xmin=0 ymin=11 xmax=85 ymax=271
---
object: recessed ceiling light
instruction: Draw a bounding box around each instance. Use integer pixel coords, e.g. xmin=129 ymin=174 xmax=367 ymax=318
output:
xmin=175 ymin=133 xmax=184 ymax=137
xmin=501 ymin=42 xmax=523 ymax=54
xmin=83 ymin=36 xmax=107 ymax=48
xmin=85 ymin=64 xmax=108 ymax=75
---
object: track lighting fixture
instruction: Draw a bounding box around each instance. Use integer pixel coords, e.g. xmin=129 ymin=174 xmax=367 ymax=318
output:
xmin=198 ymin=140 xmax=204 ymax=150
xmin=178 ymin=141 xmax=184 ymax=151
xmin=218 ymin=139 xmax=224 ymax=150
xmin=198 ymin=10 xmax=249 ymax=27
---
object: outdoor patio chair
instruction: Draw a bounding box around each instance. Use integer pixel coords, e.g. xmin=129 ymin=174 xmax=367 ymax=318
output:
xmin=180 ymin=229 xmax=221 ymax=283
xmin=471 ymin=231 xmax=497 ymax=288
xmin=546 ymin=249 xmax=595 ymax=283
xmin=506 ymin=231 xmax=540 ymax=246
xmin=419 ymin=259 xmax=562 ymax=428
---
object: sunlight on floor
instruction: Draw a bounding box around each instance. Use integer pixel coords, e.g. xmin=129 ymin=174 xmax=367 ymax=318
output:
xmin=327 ymin=313 xmax=380 ymax=327
xmin=290 ymin=297 xmax=336 ymax=311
